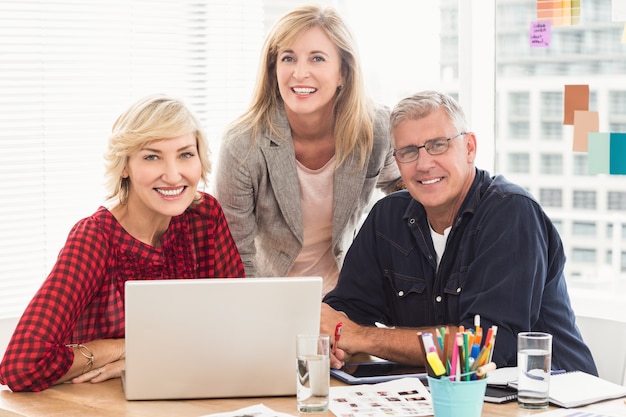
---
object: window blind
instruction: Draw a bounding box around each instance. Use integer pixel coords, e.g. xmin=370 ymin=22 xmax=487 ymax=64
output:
xmin=0 ymin=0 xmax=262 ymax=318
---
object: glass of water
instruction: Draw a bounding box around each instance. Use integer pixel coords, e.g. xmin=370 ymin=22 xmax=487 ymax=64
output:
xmin=296 ymin=334 xmax=330 ymax=413
xmin=517 ymin=332 xmax=552 ymax=409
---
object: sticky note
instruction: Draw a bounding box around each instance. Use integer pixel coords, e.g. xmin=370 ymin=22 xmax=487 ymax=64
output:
xmin=610 ymin=133 xmax=626 ymax=175
xmin=622 ymin=24 xmax=626 ymax=44
xmin=587 ymin=132 xmax=610 ymax=175
xmin=573 ymin=110 xmax=599 ymax=152
xmin=563 ymin=85 xmax=589 ymax=125
xmin=530 ymin=21 xmax=551 ymax=47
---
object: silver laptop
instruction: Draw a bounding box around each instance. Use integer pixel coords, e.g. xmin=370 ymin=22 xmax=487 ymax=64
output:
xmin=122 ymin=276 xmax=322 ymax=400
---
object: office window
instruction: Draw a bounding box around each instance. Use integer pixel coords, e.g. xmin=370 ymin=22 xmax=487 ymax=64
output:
xmin=608 ymin=192 xmax=626 ymax=210
xmin=573 ymin=222 xmax=596 ymax=237
xmin=540 ymin=154 xmax=563 ymax=175
xmin=0 ymin=0 xmax=266 ymax=318
xmin=540 ymin=122 xmax=562 ymax=140
xmin=509 ymin=121 xmax=530 ymax=139
xmin=589 ymin=91 xmax=598 ymax=111
xmin=573 ymin=191 xmax=597 ymax=209
xmin=609 ymin=91 xmax=626 ymax=115
xmin=541 ymin=92 xmax=563 ymax=117
xmin=508 ymin=92 xmax=530 ymax=117
xmin=609 ymin=122 xmax=626 ymax=131
xmin=606 ymin=251 xmax=626 ymax=272
xmin=606 ymin=223 xmax=626 ymax=239
xmin=573 ymin=154 xmax=588 ymax=176
xmin=539 ymin=188 xmax=562 ymax=208
xmin=493 ymin=0 xmax=625 ymax=311
xmin=571 ymin=248 xmax=597 ymax=263
xmin=508 ymin=153 xmax=530 ymax=173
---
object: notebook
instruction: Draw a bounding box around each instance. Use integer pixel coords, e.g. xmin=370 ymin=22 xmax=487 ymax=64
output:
xmin=484 ymin=386 xmax=517 ymax=403
xmin=487 ymin=367 xmax=626 ymax=408
xmin=548 ymin=371 xmax=626 ymax=408
xmin=122 ymin=276 xmax=322 ymax=400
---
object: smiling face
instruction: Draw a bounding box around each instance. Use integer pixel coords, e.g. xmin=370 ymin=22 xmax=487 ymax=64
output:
xmin=276 ymin=25 xmax=343 ymax=119
xmin=393 ymin=108 xmax=477 ymax=223
xmin=122 ymin=132 xmax=202 ymax=220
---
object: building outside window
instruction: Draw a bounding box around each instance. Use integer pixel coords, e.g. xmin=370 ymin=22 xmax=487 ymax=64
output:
xmin=539 ymin=188 xmax=563 ymax=208
xmin=508 ymin=153 xmax=530 ymax=173
xmin=573 ymin=191 xmax=597 ymax=210
xmin=540 ymin=153 xmax=563 ymax=175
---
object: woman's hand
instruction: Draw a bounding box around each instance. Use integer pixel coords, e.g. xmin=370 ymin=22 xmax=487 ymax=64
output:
xmin=71 ymin=358 xmax=126 ymax=384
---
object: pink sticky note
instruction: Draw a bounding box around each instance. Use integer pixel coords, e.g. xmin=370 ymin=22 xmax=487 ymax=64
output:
xmin=573 ymin=110 xmax=599 ymax=152
xmin=530 ymin=20 xmax=552 ymax=47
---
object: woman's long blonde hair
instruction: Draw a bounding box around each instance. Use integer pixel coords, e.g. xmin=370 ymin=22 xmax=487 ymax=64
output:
xmin=227 ymin=5 xmax=374 ymax=169
xmin=104 ymin=94 xmax=211 ymax=204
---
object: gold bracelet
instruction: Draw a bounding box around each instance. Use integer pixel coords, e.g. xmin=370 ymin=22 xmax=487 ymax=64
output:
xmin=67 ymin=343 xmax=94 ymax=374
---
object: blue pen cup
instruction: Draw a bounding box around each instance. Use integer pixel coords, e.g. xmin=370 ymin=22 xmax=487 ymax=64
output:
xmin=427 ymin=376 xmax=487 ymax=417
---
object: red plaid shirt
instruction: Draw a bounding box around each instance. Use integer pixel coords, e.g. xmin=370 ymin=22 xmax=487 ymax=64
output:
xmin=0 ymin=192 xmax=244 ymax=391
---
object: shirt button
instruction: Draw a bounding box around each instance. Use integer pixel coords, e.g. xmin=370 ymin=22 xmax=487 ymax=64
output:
xmin=456 ymin=287 xmax=461 ymax=293
xmin=409 ymin=218 xmax=415 ymax=225
xmin=398 ymin=290 xmax=404 ymax=297
xmin=435 ymin=295 xmax=442 ymax=303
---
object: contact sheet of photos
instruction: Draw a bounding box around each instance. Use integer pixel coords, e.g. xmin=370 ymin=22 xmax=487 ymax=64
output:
xmin=329 ymin=377 xmax=433 ymax=417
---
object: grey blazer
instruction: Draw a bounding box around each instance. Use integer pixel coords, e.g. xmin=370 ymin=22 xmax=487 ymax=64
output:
xmin=215 ymin=104 xmax=402 ymax=280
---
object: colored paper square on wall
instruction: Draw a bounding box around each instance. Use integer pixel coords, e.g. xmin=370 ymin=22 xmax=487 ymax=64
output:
xmin=537 ymin=0 xmax=579 ymax=26
xmin=530 ymin=21 xmax=551 ymax=47
xmin=563 ymin=84 xmax=589 ymax=125
xmin=561 ymin=0 xmax=572 ymax=26
xmin=610 ymin=133 xmax=626 ymax=175
xmin=587 ymin=132 xmax=610 ymax=175
xmin=570 ymin=0 xmax=581 ymax=24
xmin=572 ymin=110 xmax=599 ymax=151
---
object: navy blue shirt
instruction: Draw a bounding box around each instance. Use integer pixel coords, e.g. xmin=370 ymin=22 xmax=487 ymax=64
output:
xmin=324 ymin=168 xmax=597 ymax=375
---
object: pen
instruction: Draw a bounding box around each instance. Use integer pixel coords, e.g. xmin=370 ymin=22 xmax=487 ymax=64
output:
xmin=476 ymin=361 xmax=497 ymax=378
xmin=333 ymin=322 xmax=343 ymax=355
xmin=487 ymin=326 xmax=498 ymax=363
xmin=463 ymin=332 xmax=470 ymax=381
xmin=442 ymin=327 xmax=450 ymax=373
xmin=457 ymin=332 xmax=465 ymax=378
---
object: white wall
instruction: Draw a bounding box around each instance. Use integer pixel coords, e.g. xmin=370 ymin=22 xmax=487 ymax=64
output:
xmin=0 ymin=317 xmax=18 ymax=360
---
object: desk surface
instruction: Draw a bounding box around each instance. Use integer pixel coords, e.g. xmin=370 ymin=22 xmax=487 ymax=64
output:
xmin=1 ymin=378 xmax=624 ymax=417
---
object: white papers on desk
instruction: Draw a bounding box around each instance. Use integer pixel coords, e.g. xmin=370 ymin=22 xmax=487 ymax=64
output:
xmin=534 ymin=405 xmax=626 ymax=417
xmin=329 ymin=377 xmax=433 ymax=417
xmin=198 ymin=404 xmax=295 ymax=417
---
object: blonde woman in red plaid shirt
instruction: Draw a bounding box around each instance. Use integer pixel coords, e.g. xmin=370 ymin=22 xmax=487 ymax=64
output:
xmin=0 ymin=95 xmax=244 ymax=392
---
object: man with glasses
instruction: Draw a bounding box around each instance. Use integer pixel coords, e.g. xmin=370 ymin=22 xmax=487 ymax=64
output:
xmin=321 ymin=91 xmax=597 ymax=376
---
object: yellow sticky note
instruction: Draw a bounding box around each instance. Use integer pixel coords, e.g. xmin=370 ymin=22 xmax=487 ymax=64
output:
xmin=622 ymin=24 xmax=626 ymax=44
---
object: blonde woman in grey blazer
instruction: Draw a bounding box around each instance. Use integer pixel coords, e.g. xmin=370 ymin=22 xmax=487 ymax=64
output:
xmin=215 ymin=5 xmax=403 ymax=295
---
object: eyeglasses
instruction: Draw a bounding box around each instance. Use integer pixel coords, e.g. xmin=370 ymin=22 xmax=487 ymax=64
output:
xmin=393 ymin=132 xmax=466 ymax=164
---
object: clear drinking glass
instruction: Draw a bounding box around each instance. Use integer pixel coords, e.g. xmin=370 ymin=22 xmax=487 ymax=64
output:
xmin=296 ymin=334 xmax=330 ymax=413
xmin=517 ymin=332 xmax=552 ymax=409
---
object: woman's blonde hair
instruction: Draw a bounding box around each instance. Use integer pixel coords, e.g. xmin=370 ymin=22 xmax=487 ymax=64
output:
xmin=104 ymin=94 xmax=211 ymax=204
xmin=228 ymin=4 xmax=374 ymax=168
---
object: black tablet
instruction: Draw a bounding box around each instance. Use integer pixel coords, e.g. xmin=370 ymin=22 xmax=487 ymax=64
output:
xmin=330 ymin=361 xmax=427 ymax=384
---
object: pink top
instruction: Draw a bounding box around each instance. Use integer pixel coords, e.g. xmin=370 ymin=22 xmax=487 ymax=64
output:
xmin=289 ymin=156 xmax=338 ymax=296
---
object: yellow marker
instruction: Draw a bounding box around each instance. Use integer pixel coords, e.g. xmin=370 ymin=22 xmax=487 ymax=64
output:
xmin=426 ymin=351 xmax=446 ymax=376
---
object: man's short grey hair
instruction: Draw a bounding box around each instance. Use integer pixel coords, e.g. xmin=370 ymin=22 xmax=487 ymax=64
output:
xmin=389 ymin=91 xmax=468 ymax=135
